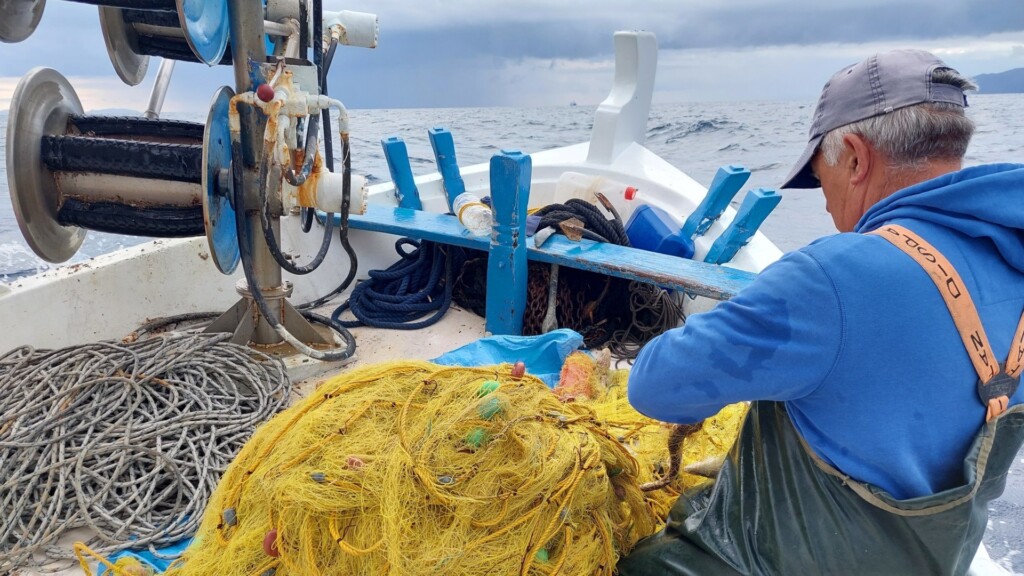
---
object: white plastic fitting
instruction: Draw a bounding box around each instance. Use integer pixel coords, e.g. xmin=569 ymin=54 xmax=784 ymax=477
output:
xmin=316 ymin=171 xmax=367 ymax=215
xmin=281 ymin=171 xmax=367 ymax=215
xmin=322 ymin=11 xmax=378 ymax=49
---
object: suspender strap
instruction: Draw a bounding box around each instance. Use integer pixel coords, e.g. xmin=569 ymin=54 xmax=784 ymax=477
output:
xmin=869 ymin=224 xmax=1024 ymax=421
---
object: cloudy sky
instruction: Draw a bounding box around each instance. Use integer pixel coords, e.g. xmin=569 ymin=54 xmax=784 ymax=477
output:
xmin=1 ymin=0 xmax=1023 ymax=112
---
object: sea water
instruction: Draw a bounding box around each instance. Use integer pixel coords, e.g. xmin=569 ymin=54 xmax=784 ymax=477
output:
xmin=1 ymin=96 xmax=1023 ymax=571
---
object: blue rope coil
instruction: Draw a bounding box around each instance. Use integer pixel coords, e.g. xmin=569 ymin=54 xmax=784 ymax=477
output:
xmin=332 ymin=239 xmax=464 ymax=330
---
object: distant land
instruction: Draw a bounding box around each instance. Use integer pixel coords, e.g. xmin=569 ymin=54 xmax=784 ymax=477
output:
xmin=974 ymin=68 xmax=1024 ymax=94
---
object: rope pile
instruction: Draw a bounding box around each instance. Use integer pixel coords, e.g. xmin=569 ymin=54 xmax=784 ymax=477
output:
xmin=166 ymin=358 xmax=748 ymax=575
xmin=523 ymin=199 xmax=633 ymax=347
xmin=451 ymin=198 xmax=686 ymax=357
xmin=606 ymin=282 xmax=687 ymax=365
xmin=532 ymin=199 xmax=630 ymax=245
xmin=0 ymin=333 xmax=291 ymax=573
xmin=333 ymin=238 xmax=466 ymax=330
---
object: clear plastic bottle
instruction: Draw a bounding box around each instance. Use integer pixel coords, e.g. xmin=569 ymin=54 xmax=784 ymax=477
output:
xmin=453 ymin=191 xmax=493 ymax=236
xmin=555 ymin=171 xmax=638 ymax=217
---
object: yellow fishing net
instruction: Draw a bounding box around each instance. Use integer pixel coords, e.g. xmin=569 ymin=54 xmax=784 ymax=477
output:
xmin=584 ymin=358 xmax=749 ymax=518
xmin=165 ymin=357 xmax=747 ymax=576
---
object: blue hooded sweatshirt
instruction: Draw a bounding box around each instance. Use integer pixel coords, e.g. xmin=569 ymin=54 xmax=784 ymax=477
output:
xmin=628 ymin=163 xmax=1024 ymax=500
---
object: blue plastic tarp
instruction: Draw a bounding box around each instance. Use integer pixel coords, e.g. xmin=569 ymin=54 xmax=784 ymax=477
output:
xmin=97 ymin=538 xmax=191 ymax=575
xmin=432 ymin=329 xmax=583 ymax=387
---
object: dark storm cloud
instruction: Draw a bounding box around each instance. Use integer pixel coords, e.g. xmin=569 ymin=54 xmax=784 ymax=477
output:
xmin=657 ymin=0 xmax=1024 ymax=50
xmin=321 ymin=0 xmax=1024 ymax=108
xmin=4 ymin=0 xmax=1023 ymax=78
xmin=386 ymin=22 xmax=610 ymax=60
xmin=322 ymin=22 xmax=613 ymax=108
xmin=348 ymin=0 xmax=1024 ymax=60
xmin=3 ymin=0 xmax=1022 ymax=110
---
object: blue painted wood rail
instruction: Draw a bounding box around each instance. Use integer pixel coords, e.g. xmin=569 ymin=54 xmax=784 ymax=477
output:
xmin=346 ymin=207 xmax=757 ymax=302
xmin=344 ymin=149 xmax=761 ymax=334
xmin=679 ymin=164 xmax=750 ymax=239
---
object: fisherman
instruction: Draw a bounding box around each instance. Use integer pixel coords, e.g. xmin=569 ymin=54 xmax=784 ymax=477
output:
xmin=618 ymin=49 xmax=1024 ymax=575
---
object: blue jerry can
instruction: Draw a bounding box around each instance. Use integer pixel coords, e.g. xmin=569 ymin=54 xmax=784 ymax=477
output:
xmin=625 ymin=204 xmax=695 ymax=259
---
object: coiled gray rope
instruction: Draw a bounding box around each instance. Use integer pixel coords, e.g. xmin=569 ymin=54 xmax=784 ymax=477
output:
xmin=0 ymin=333 xmax=291 ymax=572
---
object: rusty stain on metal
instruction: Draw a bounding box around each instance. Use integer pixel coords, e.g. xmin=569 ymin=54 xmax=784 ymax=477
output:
xmin=297 ymin=153 xmax=322 ymax=208
xmin=203 ymin=198 xmax=214 ymax=232
xmin=62 ymin=191 xmax=189 ymax=210
xmin=263 ymin=104 xmax=281 ymax=152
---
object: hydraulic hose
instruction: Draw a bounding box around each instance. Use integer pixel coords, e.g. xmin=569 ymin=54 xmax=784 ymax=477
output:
xmin=228 ymin=95 xmax=355 ymax=362
xmin=283 ymin=0 xmax=326 ymax=188
xmin=256 ymin=107 xmax=335 ymax=275
xmin=298 ymin=37 xmax=359 ymax=311
xmin=301 ymin=38 xmax=339 ymax=233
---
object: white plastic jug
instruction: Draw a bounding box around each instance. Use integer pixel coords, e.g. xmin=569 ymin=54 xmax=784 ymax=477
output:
xmin=555 ymin=171 xmax=638 ymax=218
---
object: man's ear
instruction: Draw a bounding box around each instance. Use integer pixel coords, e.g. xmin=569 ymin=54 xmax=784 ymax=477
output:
xmin=842 ymin=133 xmax=873 ymax=186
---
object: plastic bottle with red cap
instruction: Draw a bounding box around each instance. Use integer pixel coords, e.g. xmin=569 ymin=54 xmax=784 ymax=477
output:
xmin=555 ymin=171 xmax=638 ymax=217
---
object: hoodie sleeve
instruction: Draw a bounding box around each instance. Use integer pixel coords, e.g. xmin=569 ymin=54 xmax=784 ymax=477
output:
xmin=628 ymin=249 xmax=843 ymax=424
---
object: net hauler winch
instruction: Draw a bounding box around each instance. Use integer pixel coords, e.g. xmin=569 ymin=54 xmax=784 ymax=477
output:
xmin=2 ymin=0 xmax=377 ymax=362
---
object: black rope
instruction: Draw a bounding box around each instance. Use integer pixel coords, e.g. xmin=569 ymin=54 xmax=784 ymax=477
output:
xmin=533 ymin=198 xmax=629 ymax=245
xmin=331 ymin=239 xmax=464 ymax=330
xmin=67 ymin=0 xmax=174 ymax=9
xmin=40 ymin=135 xmax=202 ymax=183
xmin=608 ymin=282 xmax=687 ymax=366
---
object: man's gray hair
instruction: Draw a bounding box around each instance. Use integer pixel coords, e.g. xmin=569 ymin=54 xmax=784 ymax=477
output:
xmin=821 ymin=68 xmax=979 ymax=169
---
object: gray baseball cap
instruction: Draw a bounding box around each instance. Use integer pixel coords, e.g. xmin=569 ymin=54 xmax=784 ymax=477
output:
xmin=781 ymin=49 xmax=969 ymax=189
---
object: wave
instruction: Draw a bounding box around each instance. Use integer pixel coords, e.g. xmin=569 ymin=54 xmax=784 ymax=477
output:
xmin=0 ymin=243 xmax=51 ymax=281
xmin=657 ymin=119 xmax=741 ymax=144
xmin=717 ymin=143 xmax=746 ymax=152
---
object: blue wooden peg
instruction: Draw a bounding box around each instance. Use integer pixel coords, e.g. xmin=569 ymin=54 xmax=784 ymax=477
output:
xmin=485 ymin=150 xmax=532 ymax=335
xmin=428 ymin=127 xmax=466 ymax=212
xmin=381 ymin=136 xmax=423 ymax=209
xmin=704 ymin=188 xmax=782 ymax=265
xmin=679 ymin=164 xmax=750 ymax=239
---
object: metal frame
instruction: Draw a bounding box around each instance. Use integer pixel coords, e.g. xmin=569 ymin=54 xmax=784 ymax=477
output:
xmin=207 ymin=0 xmax=327 ymax=347
xmin=5 ymin=67 xmax=86 ymax=263
xmin=98 ymin=6 xmax=149 ymax=86
xmin=0 ymin=0 xmax=46 ymax=43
